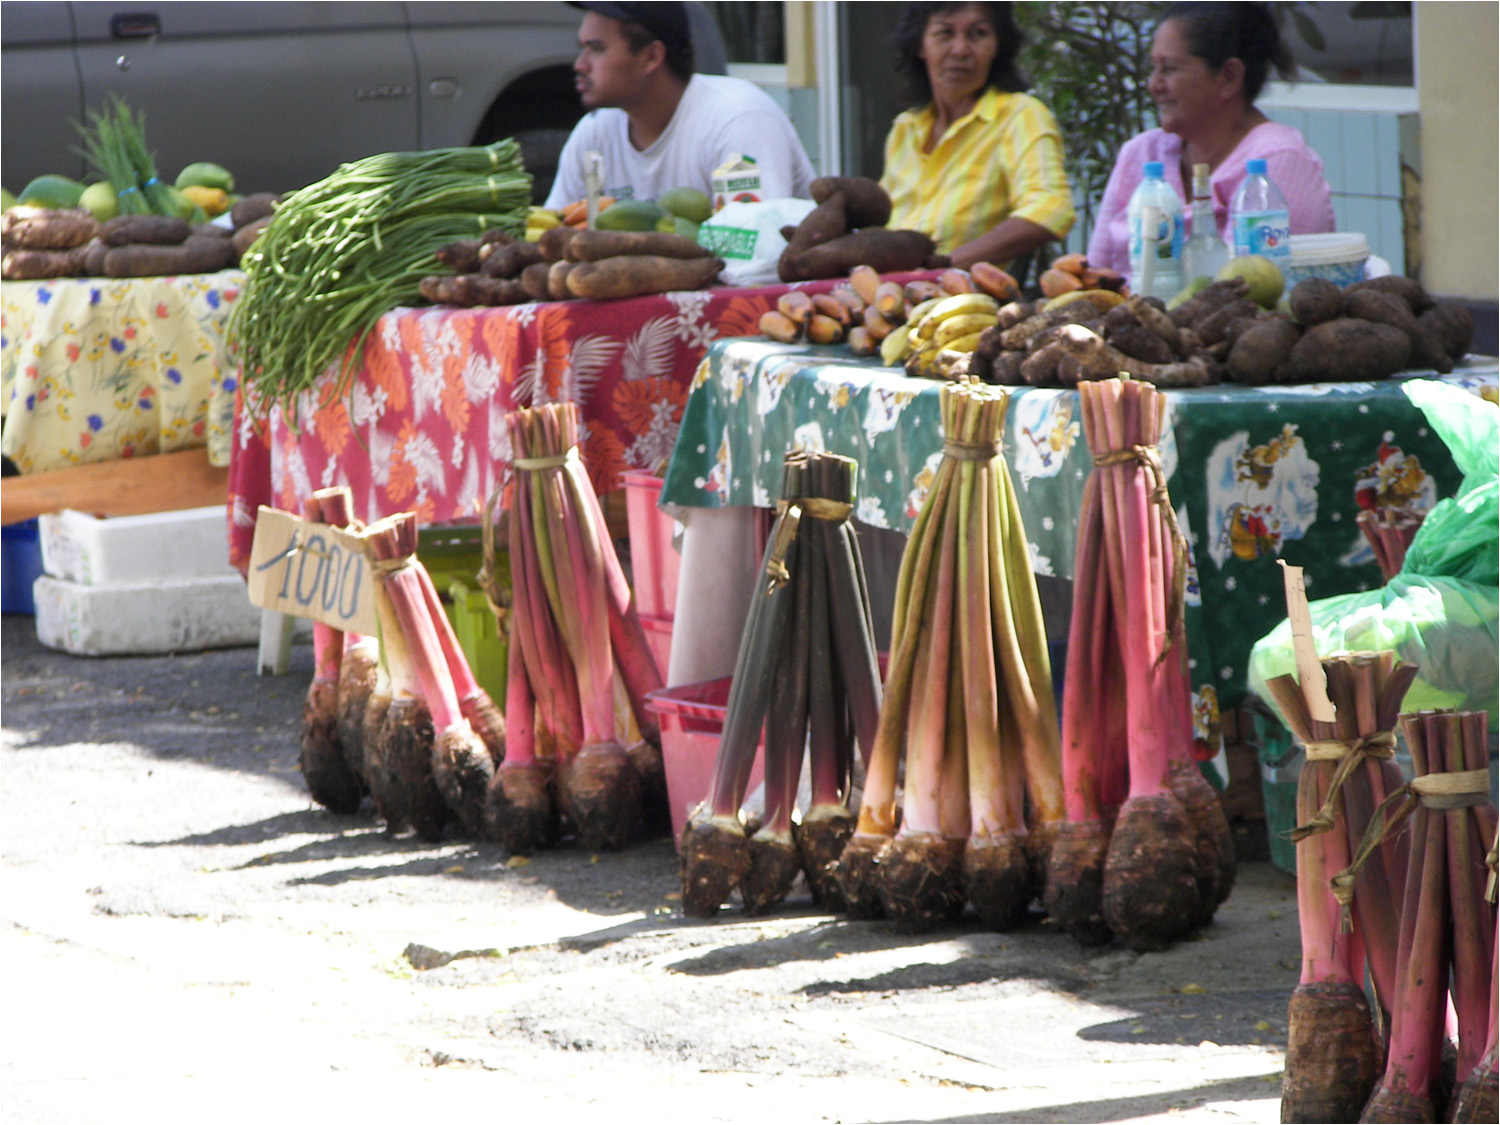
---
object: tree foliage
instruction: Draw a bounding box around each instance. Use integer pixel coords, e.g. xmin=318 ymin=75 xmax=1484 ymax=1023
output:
xmin=1016 ymin=2 xmax=1168 ymax=249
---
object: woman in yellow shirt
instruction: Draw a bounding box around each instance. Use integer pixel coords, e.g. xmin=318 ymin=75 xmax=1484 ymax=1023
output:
xmin=880 ymin=2 xmax=1075 ymax=273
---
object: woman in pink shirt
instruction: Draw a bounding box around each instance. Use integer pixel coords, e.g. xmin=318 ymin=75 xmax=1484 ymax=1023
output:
xmin=1088 ymin=2 xmax=1335 ymax=277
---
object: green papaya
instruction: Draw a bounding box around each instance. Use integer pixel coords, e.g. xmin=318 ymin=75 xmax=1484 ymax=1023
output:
xmin=657 ymin=186 xmax=712 ymax=224
xmin=596 ymin=199 xmax=666 ymax=232
xmin=18 ymin=174 xmax=86 ymax=210
xmin=174 ymin=162 xmax=236 ymax=193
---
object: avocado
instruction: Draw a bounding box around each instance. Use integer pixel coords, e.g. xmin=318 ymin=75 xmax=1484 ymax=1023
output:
xmin=657 ymin=186 xmax=712 ymax=225
xmin=17 ymin=174 xmax=86 ymax=210
xmin=596 ymin=199 xmax=666 ymax=232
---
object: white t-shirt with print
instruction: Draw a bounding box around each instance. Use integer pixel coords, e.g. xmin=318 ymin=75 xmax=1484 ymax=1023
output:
xmin=544 ymin=73 xmax=815 ymax=208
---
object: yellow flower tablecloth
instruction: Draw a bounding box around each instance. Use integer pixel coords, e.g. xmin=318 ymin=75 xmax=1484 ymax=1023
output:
xmin=0 ymin=270 xmax=243 ymax=473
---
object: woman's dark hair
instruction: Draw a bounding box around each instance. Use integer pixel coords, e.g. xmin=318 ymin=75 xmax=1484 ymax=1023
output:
xmin=892 ymin=2 xmax=1028 ymax=106
xmin=1165 ymin=2 xmax=1297 ymax=104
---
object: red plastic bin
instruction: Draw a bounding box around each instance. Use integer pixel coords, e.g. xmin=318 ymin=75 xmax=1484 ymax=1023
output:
xmin=639 ymin=611 xmax=673 ymax=684
xmin=643 ymin=676 xmax=764 ymax=853
xmin=621 ymin=472 xmax=680 ymax=622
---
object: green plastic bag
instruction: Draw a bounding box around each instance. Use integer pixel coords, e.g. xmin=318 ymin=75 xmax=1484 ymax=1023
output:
xmin=1249 ymin=380 xmax=1499 ymax=723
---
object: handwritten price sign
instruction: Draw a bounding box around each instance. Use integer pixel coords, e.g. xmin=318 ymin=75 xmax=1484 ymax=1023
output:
xmin=247 ymin=506 xmax=380 ymax=636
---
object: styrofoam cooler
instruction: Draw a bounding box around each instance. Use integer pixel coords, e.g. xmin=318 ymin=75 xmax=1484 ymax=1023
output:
xmin=39 ymin=506 xmax=239 ymax=585
xmin=34 ymin=574 xmax=263 ymax=655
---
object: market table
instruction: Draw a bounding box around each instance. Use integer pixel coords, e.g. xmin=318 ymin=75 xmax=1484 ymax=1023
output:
xmin=224 ymin=273 xmax=935 ymax=573
xmin=659 ymin=336 xmax=1499 ymax=728
xmin=1 ymin=270 xmax=243 ymax=474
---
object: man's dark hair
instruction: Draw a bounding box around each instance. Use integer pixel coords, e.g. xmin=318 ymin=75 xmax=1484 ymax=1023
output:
xmin=892 ymin=2 xmax=1028 ymax=107
xmin=1165 ymin=2 xmax=1297 ymax=104
xmin=620 ymin=17 xmax=695 ymax=83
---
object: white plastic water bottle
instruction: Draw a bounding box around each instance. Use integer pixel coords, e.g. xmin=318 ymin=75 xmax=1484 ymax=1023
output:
xmin=1228 ymin=158 xmax=1291 ymax=268
xmin=1127 ymin=161 xmax=1184 ymax=299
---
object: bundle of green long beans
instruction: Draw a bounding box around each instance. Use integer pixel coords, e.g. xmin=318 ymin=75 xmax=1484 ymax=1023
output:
xmin=230 ymin=140 xmax=531 ymax=421
xmin=75 ymin=95 xmax=177 ymax=217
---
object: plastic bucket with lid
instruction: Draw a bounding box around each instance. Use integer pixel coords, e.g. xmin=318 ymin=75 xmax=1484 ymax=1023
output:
xmin=1284 ymin=232 xmax=1369 ymax=289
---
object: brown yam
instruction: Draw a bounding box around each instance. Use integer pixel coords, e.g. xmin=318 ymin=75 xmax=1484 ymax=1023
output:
xmin=781 ymin=228 xmax=936 ymax=282
xmin=100 ymin=214 xmax=192 ymax=247
xmin=102 ymin=238 xmax=234 ymax=278
xmin=1020 ymin=342 xmax=1066 ymax=386
xmin=1 ymin=206 xmax=100 ymax=250
xmin=1107 ymin=323 xmax=1176 ymax=365
xmin=519 ymin=261 xmax=553 ymax=301
xmin=1277 ymin=317 xmax=1412 ymax=383
xmin=546 ymin=259 xmax=576 ymax=300
xmin=1346 ymin=288 xmax=1451 ymax=372
xmin=232 ymin=216 xmax=272 ymax=257
xmin=2 ymin=247 xmax=87 ymax=280
xmin=1348 ymin=274 xmax=1435 ymax=314
xmin=481 ymin=240 xmax=545 ymax=278
xmin=230 ymin=192 xmax=280 ymax=228
xmin=564 ymin=229 xmax=712 ymax=262
xmin=996 ymin=293 xmax=1115 ymax=351
xmin=190 ymin=222 xmax=233 ymax=240
xmin=1049 ymin=323 xmax=1211 ymax=387
xmin=564 ymin=254 xmax=723 ymax=300
xmin=784 ymin=192 xmax=848 ymax=257
xmin=81 ymin=238 xmax=110 ymax=276
xmin=436 ymin=239 xmax=483 ymax=273
xmin=1169 ymin=276 xmax=1249 ymax=327
xmin=1288 ymin=277 xmax=1345 ymax=327
xmin=1192 ymin=297 xmax=1260 ymax=346
xmin=1227 ymin=319 xmax=1303 ymax=385
xmin=991 ymin=351 xmax=1026 ymax=385
xmin=809 ymin=176 xmax=891 ymax=228
xmin=480 ymin=227 xmax=516 ymax=247
xmin=420 ymin=274 xmax=529 ymax=307
xmin=1419 ymin=303 xmax=1474 ymax=361
xmin=537 ymin=225 xmax=581 ymax=262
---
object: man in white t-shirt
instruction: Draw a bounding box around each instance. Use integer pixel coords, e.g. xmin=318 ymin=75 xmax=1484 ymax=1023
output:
xmin=544 ymin=1 xmax=815 ymax=209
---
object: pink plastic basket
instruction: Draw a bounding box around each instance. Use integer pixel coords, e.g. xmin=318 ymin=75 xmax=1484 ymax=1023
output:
xmin=643 ymin=676 xmax=764 ymax=852
xmin=621 ymin=472 xmax=680 ymax=622
xmin=639 ymin=611 xmax=672 ymax=685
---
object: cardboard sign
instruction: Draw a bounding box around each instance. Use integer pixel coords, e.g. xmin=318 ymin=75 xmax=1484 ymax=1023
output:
xmin=1278 ymin=559 xmax=1336 ymax=724
xmin=247 ymin=506 xmax=379 ymax=636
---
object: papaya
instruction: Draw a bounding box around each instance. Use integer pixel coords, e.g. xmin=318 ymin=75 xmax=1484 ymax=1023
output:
xmin=596 ymin=199 xmax=667 ymax=232
xmin=174 ymin=162 xmax=236 ymax=193
xmin=657 ymin=186 xmax=712 ymax=224
xmin=18 ymin=175 xmax=86 ymax=210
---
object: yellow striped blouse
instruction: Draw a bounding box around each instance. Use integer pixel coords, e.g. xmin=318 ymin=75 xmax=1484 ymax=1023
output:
xmin=880 ymin=87 xmax=1076 ymax=257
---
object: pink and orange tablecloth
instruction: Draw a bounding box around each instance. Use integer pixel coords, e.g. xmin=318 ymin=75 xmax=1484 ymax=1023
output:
xmin=225 ymin=275 xmax=918 ymax=572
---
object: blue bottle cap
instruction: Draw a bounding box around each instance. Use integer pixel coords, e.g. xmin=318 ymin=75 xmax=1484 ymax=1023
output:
xmin=1246 ymin=158 xmax=1268 ymax=175
xmin=1143 ymin=161 xmax=1164 ymax=178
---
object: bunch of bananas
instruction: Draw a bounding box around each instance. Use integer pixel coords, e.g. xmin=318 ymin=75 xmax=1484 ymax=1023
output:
xmin=883 ymin=291 xmax=1003 ymax=378
xmin=524 ymin=205 xmax=563 ymax=242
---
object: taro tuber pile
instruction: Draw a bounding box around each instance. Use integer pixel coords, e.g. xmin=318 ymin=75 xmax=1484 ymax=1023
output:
xmin=968 ymin=268 xmax=1475 ymax=389
xmin=835 ymin=381 xmax=1064 ymax=933
xmin=1 ymin=207 xmax=246 ymax=280
xmin=494 ymin=402 xmax=667 ymax=853
xmin=1042 ymin=377 xmax=1234 ymax=952
xmin=679 ymin=452 xmax=883 ymax=918
xmin=420 ymin=225 xmax=723 ymax=306
xmin=776 ymin=176 xmax=946 ymax=283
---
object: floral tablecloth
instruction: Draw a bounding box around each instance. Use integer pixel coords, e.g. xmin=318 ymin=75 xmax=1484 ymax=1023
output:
xmin=661 ymin=337 xmax=1499 ymax=715
xmin=225 ymin=274 xmax=935 ymax=572
xmin=0 ymin=270 xmax=243 ymax=473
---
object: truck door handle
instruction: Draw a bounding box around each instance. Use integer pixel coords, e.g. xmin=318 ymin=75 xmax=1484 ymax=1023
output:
xmin=110 ymin=12 xmax=161 ymax=38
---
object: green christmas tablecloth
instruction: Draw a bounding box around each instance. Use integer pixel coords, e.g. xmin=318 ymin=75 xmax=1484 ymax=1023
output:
xmin=661 ymin=337 xmax=1498 ymax=719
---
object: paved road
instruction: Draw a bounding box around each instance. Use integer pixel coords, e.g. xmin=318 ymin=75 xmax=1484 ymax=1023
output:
xmin=1 ymin=615 xmax=1301 ymax=1124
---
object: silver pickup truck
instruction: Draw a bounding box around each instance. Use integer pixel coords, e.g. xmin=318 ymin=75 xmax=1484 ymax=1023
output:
xmin=1 ymin=1 xmax=728 ymax=203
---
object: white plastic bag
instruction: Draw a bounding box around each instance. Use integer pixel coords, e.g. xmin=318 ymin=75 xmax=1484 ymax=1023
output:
xmin=698 ymin=197 xmax=816 ymax=288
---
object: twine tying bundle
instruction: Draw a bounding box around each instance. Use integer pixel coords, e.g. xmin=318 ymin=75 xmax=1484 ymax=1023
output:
xmin=513 ymin=447 xmax=580 ymax=473
xmin=1290 ymin=731 xmax=1398 ymax=842
xmin=1330 ymin=765 xmax=1492 ymax=931
xmin=943 ymin=437 xmax=1003 ymax=462
xmin=1093 ymin=442 xmax=1189 ymax=660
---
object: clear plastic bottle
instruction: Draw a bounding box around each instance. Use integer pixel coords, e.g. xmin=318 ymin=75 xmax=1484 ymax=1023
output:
xmin=1127 ymin=160 xmax=1185 ymax=300
xmin=1228 ymin=158 xmax=1291 ymax=268
xmin=1184 ymin=162 xmax=1228 ymax=282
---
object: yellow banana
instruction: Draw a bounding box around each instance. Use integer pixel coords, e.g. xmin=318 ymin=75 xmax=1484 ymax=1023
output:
xmin=526 ymin=209 xmax=562 ymax=231
xmin=879 ymin=321 xmax=913 ymax=366
xmin=941 ymin=331 xmax=986 ymax=355
xmin=933 ymin=313 xmax=998 ymax=349
xmin=927 ymin=291 xmax=1000 ymax=322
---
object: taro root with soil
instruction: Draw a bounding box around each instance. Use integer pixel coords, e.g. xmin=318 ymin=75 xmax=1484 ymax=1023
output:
xmin=500 ymin=403 xmax=665 ymax=852
xmin=680 ymin=452 xmax=880 ymax=918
